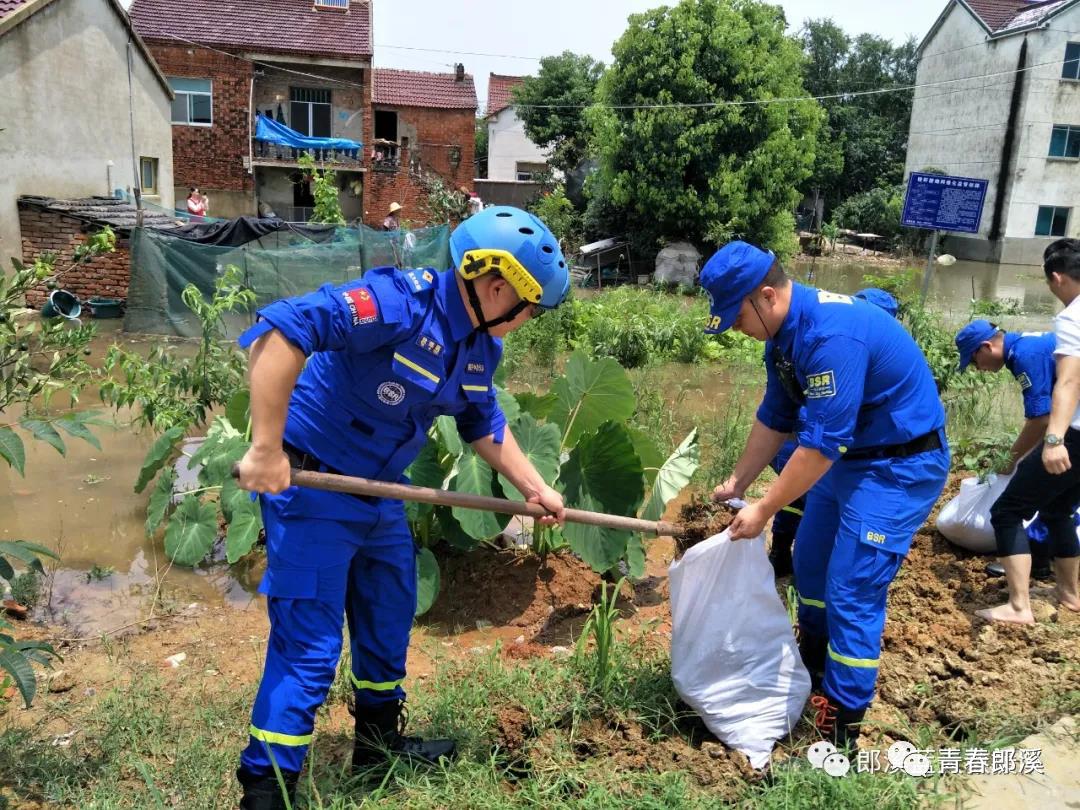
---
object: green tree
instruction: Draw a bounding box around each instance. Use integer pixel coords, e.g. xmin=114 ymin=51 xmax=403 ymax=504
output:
xmin=798 ymin=20 xmax=919 ymax=210
xmin=590 ymin=0 xmax=823 ymax=257
xmin=475 ymin=116 xmax=489 ymax=179
xmin=514 ymin=51 xmax=604 ymax=176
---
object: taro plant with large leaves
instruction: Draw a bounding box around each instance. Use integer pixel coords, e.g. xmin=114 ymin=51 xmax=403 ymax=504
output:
xmin=407 ymin=351 xmax=699 ymax=613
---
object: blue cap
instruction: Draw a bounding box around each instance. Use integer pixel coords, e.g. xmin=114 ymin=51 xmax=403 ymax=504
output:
xmin=854 ymin=288 xmax=899 ymax=318
xmin=700 ymin=241 xmax=776 ymax=334
xmin=955 ymin=319 xmax=998 ymax=371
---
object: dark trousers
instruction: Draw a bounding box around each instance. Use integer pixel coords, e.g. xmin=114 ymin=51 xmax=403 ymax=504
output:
xmin=990 ymin=428 xmax=1080 ymax=560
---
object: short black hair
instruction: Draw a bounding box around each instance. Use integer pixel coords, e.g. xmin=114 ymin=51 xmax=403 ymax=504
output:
xmin=762 ymin=260 xmax=788 ymax=288
xmin=1044 ymin=238 xmax=1080 ymax=280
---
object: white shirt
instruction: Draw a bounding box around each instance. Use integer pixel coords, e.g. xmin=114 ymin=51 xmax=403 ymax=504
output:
xmin=1052 ymin=294 xmax=1080 ymax=429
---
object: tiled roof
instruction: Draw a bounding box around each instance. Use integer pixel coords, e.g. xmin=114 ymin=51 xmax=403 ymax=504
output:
xmin=487 ymin=73 xmax=524 ymax=116
xmin=17 ymin=196 xmax=179 ymax=233
xmin=0 ymin=0 xmax=31 ymax=21
xmin=373 ymin=68 xmax=476 ymax=110
xmin=129 ymin=0 xmax=372 ymax=61
xmin=964 ymin=0 xmax=1069 ymax=32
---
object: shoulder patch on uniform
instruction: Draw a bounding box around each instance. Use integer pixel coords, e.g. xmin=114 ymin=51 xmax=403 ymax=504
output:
xmin=342 ymin=287 xmax=378 ymax=327
xmin=805 ymin=370 xmax=837 ymax=399
xmin=1016 ymin=372 xmax=1033 ymax=390
xmin=817 ymin=290 xmax=853 ymax=305
xmin=404 ymin=269 xmax=435 ymax=294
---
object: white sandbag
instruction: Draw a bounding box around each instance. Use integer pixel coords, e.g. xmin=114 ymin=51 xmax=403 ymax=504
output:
xmin=669 ymin=529 xmax=811 ymax=770
xmin=935 ymin=473 xmax=1013 ymax=553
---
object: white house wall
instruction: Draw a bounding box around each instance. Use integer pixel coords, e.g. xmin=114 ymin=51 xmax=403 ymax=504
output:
xmin=999 ymin=16 xmax=1080 ymax=263
xmin=0 ymin=0 xmax=174 ymax=266
xmin=486 ymin=106 xmax=548 ymax=182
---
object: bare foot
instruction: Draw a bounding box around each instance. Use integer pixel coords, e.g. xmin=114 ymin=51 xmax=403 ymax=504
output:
xmin=975 ymin=603 xmax=1035 ymax=625
xmin=1055 ymin=588 xmax=1080 ymax=612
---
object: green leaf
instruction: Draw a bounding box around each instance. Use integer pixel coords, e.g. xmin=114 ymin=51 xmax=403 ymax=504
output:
xmin=627 ymin=427 xmax=665 ymax=489
xmin=19 ymin=419 xmax=65 ymax=456
xmin=0 ymin=540 xmax=57 ymax=575
xmin=407 ymin=438 xmax=447 ymax=490
xmin=436 ymin=507 xmax=477 ymax=551
xmin=515 ymin=391 xmax=557 ymax=421
xmin=189 ymin=416 xmax=241 ymax=469
xmin=219 ymin=475 xmax=251 ymax=523
xmin=163 ymin=495 xmax=218 ymax=566
xmin=495 ymin=385 xmax=522 ymax=426
xmin=145 ymin=468 xmax=178 ymax=536
xmin=626 ymin=535 xmax=647 ymax=579
xmin=415 ymin=546 xmax=440 ymax=616
xmin=135 ymin=426 xmax=185 ymax=493
xmin=639 ymin=429 xmax=699 ymax=523
xmin=225 ymin=499 xmax=262 ymax=564
xmin=0 ymin=641 xmax=37 ymax=708
xmin=435 ymin=415 xmax=463 ymax=457
xmin=498 ymin=414 xmax=561 ymax=502
xmin=0 ymin=427 xmax=26 ymax=476
xmin=54 ymin=414 xmax=101 ymax=450
xmin=0 ymin=556 xmax=13 ymax=583
xmin=197 ymin=436 xmax=249 ymax=487
xmin=450 ymin=450 xmax=504 ymax=540
xmin=548 ymin=352 xmax=635 ymax=448
xmin=225 ymin=389 xmax=251 ymax=433
xmin=561 ymin=422 xmax=645 ymax=572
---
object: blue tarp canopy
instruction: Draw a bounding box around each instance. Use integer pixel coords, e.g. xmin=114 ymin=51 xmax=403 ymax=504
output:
xmin=254 ymin=113 xmax=362 ymax=156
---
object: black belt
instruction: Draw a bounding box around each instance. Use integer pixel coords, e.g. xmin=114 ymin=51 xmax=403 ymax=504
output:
xmin=282 ymin=441 xmax=375 ymax=503
xmin=841 ymin=430 xmax=942 ymax=461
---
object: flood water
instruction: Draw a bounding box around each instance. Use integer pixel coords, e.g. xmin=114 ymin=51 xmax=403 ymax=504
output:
xmin=2 ymin=257 xmax=1055 ymax=635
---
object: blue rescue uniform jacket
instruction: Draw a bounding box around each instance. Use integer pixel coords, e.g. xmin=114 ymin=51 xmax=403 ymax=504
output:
xmin=757 ymin=284 xmax=945 ymax=459
xmin=1002 ymin=331 xmax=1056 ymax=419
xmin=239 ymin=266 xmax=505 ymax=519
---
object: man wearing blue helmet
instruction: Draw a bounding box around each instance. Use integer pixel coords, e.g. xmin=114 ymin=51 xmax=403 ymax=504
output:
xmin=703 ymin=242 xmax=948 ymax=748
xmin=232 ymin=206 xmax=570 ymax=808
xmin=766 ymin=288 xmax=899 ymax=577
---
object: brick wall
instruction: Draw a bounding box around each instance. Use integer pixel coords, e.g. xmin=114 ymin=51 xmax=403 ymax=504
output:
xmin=144 ymin=42 xmax=255 ymax=196
xmin=18 ymin=208 xmax=132 ymax=307
xmin=364 ymin=105 xmax=475 ymax=227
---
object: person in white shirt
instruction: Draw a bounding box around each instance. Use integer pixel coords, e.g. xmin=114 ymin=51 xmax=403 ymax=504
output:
xmin=979 ymin=239 xmax=1080 ymax=623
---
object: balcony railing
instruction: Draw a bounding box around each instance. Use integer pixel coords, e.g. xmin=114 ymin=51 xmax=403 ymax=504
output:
xmin=252 ymin=139 xmax=364 ymax=168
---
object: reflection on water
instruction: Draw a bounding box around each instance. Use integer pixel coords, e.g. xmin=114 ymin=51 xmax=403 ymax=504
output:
xmin=792 ymin=258 xmax=1060 ymax=329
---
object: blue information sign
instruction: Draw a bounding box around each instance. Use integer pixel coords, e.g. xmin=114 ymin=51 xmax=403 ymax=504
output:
xmin=901 ymin=172 xmax=989 ymax=234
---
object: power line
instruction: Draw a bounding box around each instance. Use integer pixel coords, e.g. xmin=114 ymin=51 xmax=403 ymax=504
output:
xmin=374 ymin=43 xmax=541 ymax=61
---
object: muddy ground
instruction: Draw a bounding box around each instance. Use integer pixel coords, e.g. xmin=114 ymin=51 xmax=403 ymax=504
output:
xmin=3 ymin=474 xmax=1079 ymax=801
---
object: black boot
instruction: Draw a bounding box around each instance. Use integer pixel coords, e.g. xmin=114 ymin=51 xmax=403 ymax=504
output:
xmin=236 ymin=767 xmax=298 ymax=810
xmin=810 ymin=695 xmax=866 ymax=749
xmin=797 ymin=628 xmax=827 ymax=691
xmin=769 ymin=528 xmax=795 ymax=577
xmin=352 ymin=699 xmax=457 ymax=770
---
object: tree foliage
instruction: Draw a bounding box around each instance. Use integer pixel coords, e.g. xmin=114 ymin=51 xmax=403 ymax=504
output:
xmin=798 ymin=19 xmax=918 ymax=211
xmin=589 ymin=0 xmax=823 ymax=257
xmin=298 ymin=151 xmax=346 ymax=226
xmin=514 ymin=51 xmax=604 ymax=176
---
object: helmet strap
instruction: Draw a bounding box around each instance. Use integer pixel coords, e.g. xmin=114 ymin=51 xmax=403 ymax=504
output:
xmin=463 ymin=276 xmax=530 ymax=332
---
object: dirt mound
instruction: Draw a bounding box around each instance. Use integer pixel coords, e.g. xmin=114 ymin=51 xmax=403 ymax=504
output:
xmin=423 ymin=549 xmax=601 ymax=645
xmin=675 ymin=499 xmax=737 ymax=555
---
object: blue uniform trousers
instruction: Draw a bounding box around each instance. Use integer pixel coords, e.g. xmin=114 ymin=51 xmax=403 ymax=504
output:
xmin=240 ymin=490 xmax=416 ymax=776
xmin=792 ymin=443 xmax=949 ymax=709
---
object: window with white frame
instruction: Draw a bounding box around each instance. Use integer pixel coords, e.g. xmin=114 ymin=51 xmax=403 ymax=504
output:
xmin=313 ymin=0 xmax=348 ymax=8
xmin=140 ymin=157 xmax=159 ymax=195
xmin=168 ymin=77 xmax=212 ymax=125
xmin=290 ymin=87 xmax=332 ymax=138
xmin=1050 ymin=125 xmax=1080 ymax=158
xmin=1063 ymin=42 xmax=1080 ymax=80
xmin=1036 ymin=206 xmax=1070 ymax=237
xmin=515 ymin=161 xmax=546 ymax=182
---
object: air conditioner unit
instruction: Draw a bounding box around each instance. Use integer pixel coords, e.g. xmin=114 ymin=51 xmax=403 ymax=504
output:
xmin=314 ymin=0 xmax=349 ymax=8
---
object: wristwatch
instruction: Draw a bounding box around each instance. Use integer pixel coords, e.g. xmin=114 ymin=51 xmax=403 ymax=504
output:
xmin=1045 ymin=433 xmax=1064 ymax=447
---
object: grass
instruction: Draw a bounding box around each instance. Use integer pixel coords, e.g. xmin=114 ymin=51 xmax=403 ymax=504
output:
xmin=0 ymin=633 xmax=967 ymax=810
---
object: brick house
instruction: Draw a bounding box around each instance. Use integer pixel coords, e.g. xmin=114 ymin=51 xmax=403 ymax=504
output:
xmin=367 ymin=66 xmax=477 ymax=226
xmin=129 ymin=0 xmax=476 ymax=227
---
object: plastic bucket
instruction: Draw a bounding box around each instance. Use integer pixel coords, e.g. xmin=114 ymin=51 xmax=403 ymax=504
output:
xmin=41 ymin=289 xmax=82 ymax=320
xmin=88 ymin=297 xmax=124 ymax=318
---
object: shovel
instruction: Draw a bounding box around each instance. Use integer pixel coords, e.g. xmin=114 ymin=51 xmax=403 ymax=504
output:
xmin=231 ymin=465 xmax=686 ymax=537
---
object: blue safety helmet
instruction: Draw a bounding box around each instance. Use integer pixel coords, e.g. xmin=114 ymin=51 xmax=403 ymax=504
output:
xmin=450 ymin=206 xmax=570 ymax=310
